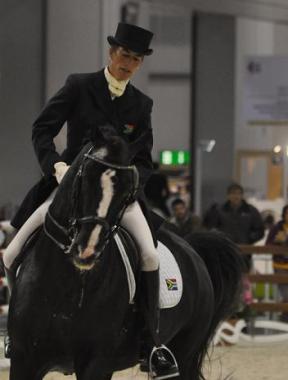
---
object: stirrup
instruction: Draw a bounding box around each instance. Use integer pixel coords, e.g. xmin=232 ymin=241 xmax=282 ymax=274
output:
xmin=149 ymin=345 xmax=180 ymax=380
xmin=4 ymin=335 xmax=11 ymax=359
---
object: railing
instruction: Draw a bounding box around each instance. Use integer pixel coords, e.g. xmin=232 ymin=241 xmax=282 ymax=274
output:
xmin=238 ymin=245 xmax=288 ymax=313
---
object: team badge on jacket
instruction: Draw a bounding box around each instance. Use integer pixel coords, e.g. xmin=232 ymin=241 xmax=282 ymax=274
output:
xmin=123 ymin=124 xmax=135 ymax=134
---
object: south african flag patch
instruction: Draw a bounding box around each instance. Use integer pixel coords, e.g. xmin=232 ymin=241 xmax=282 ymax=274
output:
xmin=123 ymin=124 xmax=135 ymax=134
xmin=165 ymin=278 xmax=178 ymax=291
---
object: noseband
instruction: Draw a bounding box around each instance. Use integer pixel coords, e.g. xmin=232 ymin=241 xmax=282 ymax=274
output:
xmin=44 ymin=146 xmax=139 ymax=259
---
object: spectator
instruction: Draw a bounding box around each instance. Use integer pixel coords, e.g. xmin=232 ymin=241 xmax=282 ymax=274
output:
xmin=255 ymin=212 xmax=275 ymax=246
xmin=266 ymin=205 xmax=288 ymax=322
xmin=165 ymin=198 xmax=202 ymax=238
xmin=203 ymin=183 xmax=264 ymax=270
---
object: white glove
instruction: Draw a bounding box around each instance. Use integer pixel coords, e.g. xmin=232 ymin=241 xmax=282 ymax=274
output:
xmin=0 ymin=220 xmax=14 ymax=234
xmin=54 ymin=162 xmax=70 ymax=184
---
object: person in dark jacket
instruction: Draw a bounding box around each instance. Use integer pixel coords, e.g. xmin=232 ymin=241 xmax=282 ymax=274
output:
xmin=203 ymin=183 xmax=264 ymax=270
xmin=165 ymin=198 xmax=202 ymax=238
xmin=266 ymin=204 xmax=288 ymax=322
xmin=3 ymin=23 xmax=178 ymax=377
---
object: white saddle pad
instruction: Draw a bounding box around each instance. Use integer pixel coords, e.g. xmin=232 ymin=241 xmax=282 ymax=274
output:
xmin=158 ymin=240 xmax=183 ymax=308
xmin=114 ymin=234 xmax=183 ymax=309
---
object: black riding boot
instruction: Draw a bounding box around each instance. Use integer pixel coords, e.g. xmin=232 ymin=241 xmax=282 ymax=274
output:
xmin=3 ymin=266 xmax=15 ymax=358
xmin=140 ymin=270 xmax=179 ymax=380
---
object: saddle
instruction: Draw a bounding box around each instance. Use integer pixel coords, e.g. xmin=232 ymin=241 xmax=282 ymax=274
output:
xmin=114 ymin=227 xmax=183 ymax=309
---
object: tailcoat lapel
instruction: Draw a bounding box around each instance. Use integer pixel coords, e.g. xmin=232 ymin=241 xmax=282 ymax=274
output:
xmin=88 ymin=70 xmax=119 ymax=127
xmin=88 ymin=69 xmax=139 ymax=134
xmin=113 ymin=83 xmax=137 ymax=113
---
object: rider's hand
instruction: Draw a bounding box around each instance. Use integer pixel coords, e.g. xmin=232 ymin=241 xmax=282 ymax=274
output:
xmin=54 ymin=162 xmax=70 ymax=184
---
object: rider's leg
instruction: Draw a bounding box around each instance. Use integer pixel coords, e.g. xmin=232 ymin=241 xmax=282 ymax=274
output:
xmin=3 ymin=191 xmax=56 ymax=289
xmin=120 ymin=201 xmax=159 ymax=270
xmin=120 ymin=201 xmax=179 ymax=379
xmin=120 ymin=200 xmax=159 ymax=336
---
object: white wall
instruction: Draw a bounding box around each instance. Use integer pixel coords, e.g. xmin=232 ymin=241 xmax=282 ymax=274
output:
xmin=148 ymin=3 xmax=191 ymax=159
xmin=46 ymin=0 xmax=105 ymax=152
xmin=149 ymin=79 xmax=191 ymax=159
xmin=235 ymin=18 xmax=275 ymax=151
xmin=46 ymin=0 xmax=103 ymax=97
xmin=154 ymin=0 xmax=288 ymax=23
xmin=272 ymin=23 xmax=288 ymax=147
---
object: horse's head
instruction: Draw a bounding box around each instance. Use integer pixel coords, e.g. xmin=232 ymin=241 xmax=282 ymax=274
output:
xmin=52 ymin=126 xmax=138 ymax=270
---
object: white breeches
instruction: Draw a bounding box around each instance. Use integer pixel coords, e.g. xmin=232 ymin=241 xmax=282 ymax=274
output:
xmin=120 ymin=201 xmax=159 ymax=271
xmin=2 ymin=191 xmax=55 ymax=269
xmin=3 ymin=195 xmax=159 ymax=272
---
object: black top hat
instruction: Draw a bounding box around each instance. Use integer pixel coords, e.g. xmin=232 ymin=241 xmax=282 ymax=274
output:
xmin=107 ymin=22 xmax=153 ymax=56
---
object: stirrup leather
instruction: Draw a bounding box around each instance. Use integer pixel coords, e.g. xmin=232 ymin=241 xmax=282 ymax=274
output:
xmin=149 ymin=344 xmax=180 ymax=380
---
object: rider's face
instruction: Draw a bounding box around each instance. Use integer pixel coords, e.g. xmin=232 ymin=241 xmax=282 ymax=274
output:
xmin=108 ymin=47 xmax=144 ymax=81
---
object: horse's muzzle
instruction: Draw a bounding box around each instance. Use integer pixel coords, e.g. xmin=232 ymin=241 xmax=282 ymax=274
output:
xmin=72 ymin=253 xmax=97 ymax=271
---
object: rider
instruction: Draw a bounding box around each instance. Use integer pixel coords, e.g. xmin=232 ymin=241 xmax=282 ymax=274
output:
xmin=3 ymin=23 xmax=179 ymax=379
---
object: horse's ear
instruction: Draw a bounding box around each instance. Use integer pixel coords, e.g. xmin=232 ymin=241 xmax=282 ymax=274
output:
xmin=90 ymin=124 xmax=117 ymax=146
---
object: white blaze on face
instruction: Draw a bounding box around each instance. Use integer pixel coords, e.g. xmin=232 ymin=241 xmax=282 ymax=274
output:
xmin=94 ymin=147 xmax=108 ymax=159
xmin=80 ymin=168 xmax=116 ymax=259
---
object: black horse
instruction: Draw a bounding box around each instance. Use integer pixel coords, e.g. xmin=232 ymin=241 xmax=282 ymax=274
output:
xmin=8 ymin=133 xmax=243 ymax=380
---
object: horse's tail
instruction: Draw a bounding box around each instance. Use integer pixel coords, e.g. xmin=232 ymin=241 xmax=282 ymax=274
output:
xmin=183 ymin=231 xmax=244 ymax=379
xmin=186 ymin=231 xmax=244 ymax=326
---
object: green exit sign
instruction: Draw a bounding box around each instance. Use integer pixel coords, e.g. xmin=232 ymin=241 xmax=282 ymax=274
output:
xmin=160 ymin=150 xmax=190 ymax=165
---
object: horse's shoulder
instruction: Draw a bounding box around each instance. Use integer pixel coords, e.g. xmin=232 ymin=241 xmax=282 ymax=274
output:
xmin=11 ymin=226 xmax=43 ymax=271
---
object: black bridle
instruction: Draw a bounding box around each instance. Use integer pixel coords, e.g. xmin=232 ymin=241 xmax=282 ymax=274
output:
xmin=44 ymin=146 xmax=139 ymax=259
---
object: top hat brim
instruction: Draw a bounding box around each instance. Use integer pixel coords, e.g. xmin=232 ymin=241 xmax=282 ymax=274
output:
xmin=107 ymin=36 xmax=153 ymax=56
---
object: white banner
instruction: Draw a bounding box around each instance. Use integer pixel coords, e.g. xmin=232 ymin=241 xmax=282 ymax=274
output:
xmin=243 ymin=56 xmax=288 ymax=126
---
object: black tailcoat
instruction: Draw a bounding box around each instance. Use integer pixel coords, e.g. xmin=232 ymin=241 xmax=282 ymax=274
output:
xmin=12 ymin=69 xmax=154 ymax=229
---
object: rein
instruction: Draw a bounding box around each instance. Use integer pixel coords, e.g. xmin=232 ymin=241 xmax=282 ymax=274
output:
xmin=44 ymin=146 xmax=139 ymax=259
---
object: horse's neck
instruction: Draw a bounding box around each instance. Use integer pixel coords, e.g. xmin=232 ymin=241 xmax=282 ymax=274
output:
xmin=49 ymin=172 xmax=76 ymax=226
